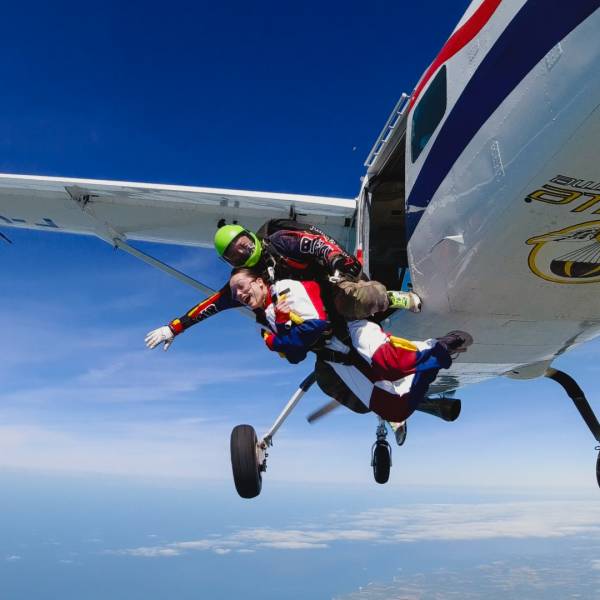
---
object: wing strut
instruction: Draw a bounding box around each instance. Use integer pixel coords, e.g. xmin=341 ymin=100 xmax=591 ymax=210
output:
xmin=66 ymin=184 xmax=217 ymax=294
xmin=107 ymin=238 xmax=255 ymax=320
xmin=112 ymin=238 xmax=216 ymax=296
xmin=64 ymin=185 xmax=255 ymax=312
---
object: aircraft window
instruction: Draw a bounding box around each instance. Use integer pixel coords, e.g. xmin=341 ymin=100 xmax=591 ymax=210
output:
xmin=411 ymin=65 xmax=447 ymax=162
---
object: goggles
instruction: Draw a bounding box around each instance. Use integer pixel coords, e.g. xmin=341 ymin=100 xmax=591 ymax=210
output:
xmin=223 ymin=233 xmax=257 ymax=267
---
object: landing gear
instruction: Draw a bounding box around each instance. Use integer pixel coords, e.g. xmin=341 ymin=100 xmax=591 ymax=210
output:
xmin=229 ymin=372 xmax=316 ymax=499
xmin=230 ymin=425 xmax=264 ymax=499
xmin=372 ymin=442 xmax=391 ymax=484
xmin=544 ymin=368 xmax=600 ymax=490
xmin=229 ymin=374 xmax=466 ymax=497
xmin=371 ymin=419 xmax=392 ymax=484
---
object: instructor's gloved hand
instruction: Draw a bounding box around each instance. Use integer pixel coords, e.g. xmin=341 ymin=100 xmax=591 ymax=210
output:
xmin=331 ymin=254 xmax=362 ymax=279
xmin=145 ymin=326 xmax=175 ymax=351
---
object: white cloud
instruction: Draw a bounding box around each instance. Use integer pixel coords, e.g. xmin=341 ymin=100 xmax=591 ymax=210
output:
xmin=591 ymin=559 xmax=600 ymax=570
xmin=261 ymin=542 xmax=328 ymax=549
xmin=0 ymin=419 xmax=234 ymax=479
xmin=173 ymin=540 xmax=235 ymax=551
xmin=0 ymin=314 xmax=291 ymax=478
xmin=112 ymin=501 xmax=600 ymax=558
xmin=5 ymin=555 xmax=22 ymax=561
xmin=1 ymin=349 xmax=282 ymax=407
xmin=235 ymin=527 xmax=378 ymax=549
xmin=346 ymin=502 xmax=600 ymax=542
xmin=115 ymin=546 xmax=182 ymax=558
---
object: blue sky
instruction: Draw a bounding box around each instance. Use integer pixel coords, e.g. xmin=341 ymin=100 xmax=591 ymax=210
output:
xmin=2 ymin=1 xmax=600 ymax=598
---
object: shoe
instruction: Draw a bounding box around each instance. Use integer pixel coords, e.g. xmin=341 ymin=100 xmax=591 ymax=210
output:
xmin=388 ymin=420 xmax=407 ymax=446
xmin=437 ymin=330 xmax=473 ymax=358
xmin=416 ymin=397 xmax=462 ymax=422
xmin=387 ymin=291 xmax=422 ymax=313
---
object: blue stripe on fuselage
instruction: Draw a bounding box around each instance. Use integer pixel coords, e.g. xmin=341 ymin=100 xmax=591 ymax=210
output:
xmin=405 ymin=0 xmax=600 ymax=239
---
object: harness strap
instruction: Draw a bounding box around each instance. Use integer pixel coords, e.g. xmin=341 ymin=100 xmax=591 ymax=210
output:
xmin=314 ymin=346 xmax=365 ymax=368
xmin=314 ymin=339 xmax=378 ymax=385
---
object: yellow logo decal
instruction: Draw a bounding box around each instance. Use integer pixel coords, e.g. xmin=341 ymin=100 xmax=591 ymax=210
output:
xmin=527 ymin=221 xmax=600 ymax=284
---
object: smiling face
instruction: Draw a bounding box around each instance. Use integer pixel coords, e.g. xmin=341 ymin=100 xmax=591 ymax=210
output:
xmin=229 ymin=271 xmax=268 ymax=310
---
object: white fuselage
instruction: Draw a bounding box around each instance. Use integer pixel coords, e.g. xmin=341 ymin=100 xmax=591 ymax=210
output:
xmin=359 ymin=0 xmax=600 ymax=392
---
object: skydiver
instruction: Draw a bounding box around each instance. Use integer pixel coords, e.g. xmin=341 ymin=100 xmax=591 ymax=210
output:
xmin=225 ymin=267 xmax=471 ymax=424
xmin=145 ymin=220 xmax=420 ymax=351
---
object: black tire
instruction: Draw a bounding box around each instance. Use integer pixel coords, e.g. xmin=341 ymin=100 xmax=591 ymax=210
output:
xmin=372 ymin=442 xmax=391 ymax=484
xmin=596 ymin=450 xmax=600 ymax=490
xmin=230 ymin=425 xmax=262 ymax=499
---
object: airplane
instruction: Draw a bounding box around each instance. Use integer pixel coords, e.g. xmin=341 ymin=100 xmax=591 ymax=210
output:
xmin=2 ymin=0 xmax=600 ymax=498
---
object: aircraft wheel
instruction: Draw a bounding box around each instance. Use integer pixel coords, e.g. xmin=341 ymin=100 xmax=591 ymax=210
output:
xmin=596 ymin=449 xmax=600 ymax=490
xmin=230 ymin=425 xmax=262 ymax=499
xmin=372 ymin=441 xmax=391 ymax=484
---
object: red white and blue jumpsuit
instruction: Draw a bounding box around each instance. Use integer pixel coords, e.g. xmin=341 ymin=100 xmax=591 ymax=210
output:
xmin=260 ymin=278 xmax=451 ymax=423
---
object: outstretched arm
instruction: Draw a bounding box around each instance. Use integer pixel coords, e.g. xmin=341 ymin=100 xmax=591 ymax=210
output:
xmin=145 ymin=283 xmax=241 ymax=351
xmin=167 ymin=284 xmax=241 ymax=335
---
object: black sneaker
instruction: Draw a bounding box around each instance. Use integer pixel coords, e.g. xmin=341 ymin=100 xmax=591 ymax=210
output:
xmin=388 ymin=421 xmax=407 ymax=446
xmin=437 ymin=331 xmax=473 ymax=358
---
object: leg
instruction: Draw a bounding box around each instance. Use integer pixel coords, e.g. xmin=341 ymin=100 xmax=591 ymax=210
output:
xmin=332 ymin=280 xmax=422 ymax=319
xmin=332 ymin=280 xmax=389 ymax=319
xmin=367 ymin=335 xmax=453 ymax=382
xmin=369 ymin=367 xmax=442 ymax=423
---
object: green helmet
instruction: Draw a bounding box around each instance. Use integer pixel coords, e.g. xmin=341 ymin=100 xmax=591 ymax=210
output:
xmin=214 ymin=224 xmax=262 ymax=267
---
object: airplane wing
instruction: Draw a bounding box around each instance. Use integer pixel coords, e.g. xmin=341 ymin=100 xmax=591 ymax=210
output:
xmin=0 ymin=173 xmax=356 ymax=248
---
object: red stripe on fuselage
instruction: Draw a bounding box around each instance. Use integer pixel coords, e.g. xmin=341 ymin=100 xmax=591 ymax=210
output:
xmin=408 ymin=0 xmax=502 ymax=111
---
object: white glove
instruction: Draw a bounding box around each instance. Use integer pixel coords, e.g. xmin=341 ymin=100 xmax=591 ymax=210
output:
xmin=145 ymin=326 xmax=175 ymax=351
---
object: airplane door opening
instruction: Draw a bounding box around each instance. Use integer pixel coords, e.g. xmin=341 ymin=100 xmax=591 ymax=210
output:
xmin=364 ymin=137 xmax=410 ymax=292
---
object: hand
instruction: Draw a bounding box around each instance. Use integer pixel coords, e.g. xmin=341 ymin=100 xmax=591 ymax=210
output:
xmin=145 ymin=326 xmax=175 ymax=351
xmin=275 ymin=297 xmax=291 ymax=313
xmin=332 ymin=255 xmax=361 ymax=278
